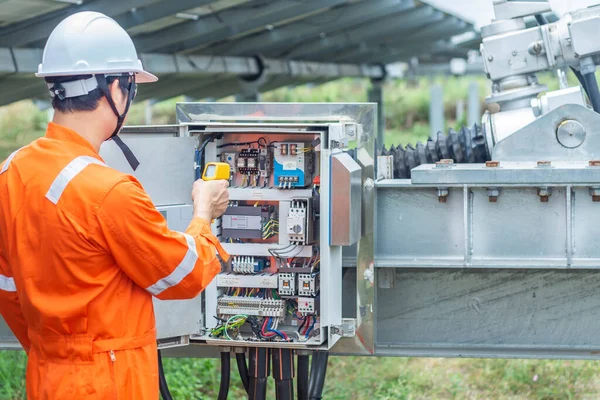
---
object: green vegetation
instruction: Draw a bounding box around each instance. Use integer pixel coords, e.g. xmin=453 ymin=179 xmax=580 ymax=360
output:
xmin=2 ymin=351 xmax=600 ymax=399
xmin=2 ymin=75 xmax=600 ymax=399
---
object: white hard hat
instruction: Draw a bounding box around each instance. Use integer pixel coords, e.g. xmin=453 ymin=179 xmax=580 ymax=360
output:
xmin=36 ymin=11 xmax=157 ymax=84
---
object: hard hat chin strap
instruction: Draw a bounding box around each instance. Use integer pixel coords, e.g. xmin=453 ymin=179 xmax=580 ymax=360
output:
xmin=95 ymin=74 xmax=140 ymax=171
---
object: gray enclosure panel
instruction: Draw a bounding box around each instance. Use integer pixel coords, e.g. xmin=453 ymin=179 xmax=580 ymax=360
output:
xmin=376 ymin=269 xmax=600 ymax=358
xmin=376 ymin=187 xmax=464 ymax=261
xmin=99 ymin=136 xmax=196 ymax=206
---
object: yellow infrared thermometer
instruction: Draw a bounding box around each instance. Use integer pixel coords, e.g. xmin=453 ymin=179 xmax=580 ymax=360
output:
xmin=202 ymin=162 xmax=231 ymax=181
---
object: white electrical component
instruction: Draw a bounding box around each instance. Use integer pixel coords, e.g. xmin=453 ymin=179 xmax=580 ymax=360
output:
xmin=217 ymin=297 xmax=285 ymax=317
xmin=298 ymin=273 xmax=318 ymax=296
xmin=287 ymin=200 xmax=311 ymax=244
xmin=297 ymin=297 xmax=316 ymax=314
xmin=278 ymin=272 xmax=296 ymax=295
xmin=216 ymin=273 xmax=278 ymax=289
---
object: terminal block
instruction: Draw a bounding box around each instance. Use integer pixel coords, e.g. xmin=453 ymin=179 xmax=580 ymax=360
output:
xmin=278 ymin=272 xmax=296 ymax=295
xmin=298 ymin=273 xmax=318 ymax=296
xmin=216 ymin=273 xmax=278 ymax=289
xmin=217 ymin=297 xmax=286 ymax=318
xmin=231 ymin=256 xmax=268 ymax=274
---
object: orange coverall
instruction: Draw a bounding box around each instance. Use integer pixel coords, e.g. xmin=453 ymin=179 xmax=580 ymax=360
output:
xmin=0 ymin=122 xmax=227 ymax=399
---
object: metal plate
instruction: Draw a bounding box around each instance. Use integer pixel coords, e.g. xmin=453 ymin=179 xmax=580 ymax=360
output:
xmin=376 ymin=269 xmax=600 ymax=359
xmin=411 ymin=161 xmax=600 ymax=185
xmin=492 ymin=104 xmax=600 ymax=161
xmin=100 ymin=136 xmax=196 ymax=206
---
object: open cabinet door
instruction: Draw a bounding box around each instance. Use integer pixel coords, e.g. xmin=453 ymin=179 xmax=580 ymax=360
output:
xmin=100 ymin=127 xmax=201 ymax=347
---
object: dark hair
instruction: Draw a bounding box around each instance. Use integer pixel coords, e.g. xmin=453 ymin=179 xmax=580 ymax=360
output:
xmin=45 ymin=75 xmax=130 ymax=113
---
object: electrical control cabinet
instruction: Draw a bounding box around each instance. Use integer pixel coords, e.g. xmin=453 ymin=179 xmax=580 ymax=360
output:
xmin=93 ymin=103 xmax=374 ymax=354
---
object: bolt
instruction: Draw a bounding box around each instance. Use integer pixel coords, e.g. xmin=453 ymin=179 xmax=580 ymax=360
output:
xmin=537 ymin=160 xmax=552 ymax=168
xmin=487 ymin=188 xmax=500 ymax=203
xmin=512 ymin=50 xmax=518 ymax=56
xmin=590 ymin=187 xmax=600 ymax=202
xmin=364 ymin=178 xmax=374 ymax=190
xmin=533 ymin=43 xmax=542 ymax=54
xmin=437 ymin=187 xmax=449 ymax=203
xmin=485 ymin=160 xmax=500 ymax=168
xmin=487 ymin=55 xmax=494 ymax=62
xmin=538 ymin=187 xmax=552 ymax=202
xmin=590 ymin=160 xmax=600 ymax=167
xmin=435 ymin=159 xmax=454 ymax=168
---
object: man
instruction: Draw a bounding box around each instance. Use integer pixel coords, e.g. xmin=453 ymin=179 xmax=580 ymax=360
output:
xmin=0 ymin=11 xmax=229 ymax=399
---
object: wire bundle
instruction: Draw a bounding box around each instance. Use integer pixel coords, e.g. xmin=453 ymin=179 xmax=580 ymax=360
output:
xmin=262 ymin=219 xmax=279 ymax=239
xmin=261 ymin=317 xmax=289 ymax=340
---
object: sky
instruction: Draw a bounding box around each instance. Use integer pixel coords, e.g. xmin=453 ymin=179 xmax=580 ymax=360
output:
xmin=424 ymin=0 xmax=600 ymax=29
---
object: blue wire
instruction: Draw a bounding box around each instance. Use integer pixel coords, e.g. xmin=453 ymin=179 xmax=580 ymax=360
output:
xmin=305 ymin=317 xmax=316 ymax=338
xmin=267 ymin=317 xmax=287 ymax=339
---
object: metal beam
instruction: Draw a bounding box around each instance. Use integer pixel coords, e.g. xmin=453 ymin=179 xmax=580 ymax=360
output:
xmin=284 ymin=5 xmax=444 ymax=61
xmin=113 ymin=0 xmax=215 ymax=30
xmin=202 ymin=0 xmax=416 ymax=57
xmin=0 ymin=47 xmax=399 ymax=106
xmin=0 ymin=0 xmax=163 ymax=47
xmin=135 ymin=0 xmax=349 ymax=53
xmin=333 ymin=19 xmax=472 ymax=64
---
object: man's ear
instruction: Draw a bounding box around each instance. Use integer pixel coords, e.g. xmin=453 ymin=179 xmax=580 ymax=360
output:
xmin=108 ymin=78 xmax=126 ymax=112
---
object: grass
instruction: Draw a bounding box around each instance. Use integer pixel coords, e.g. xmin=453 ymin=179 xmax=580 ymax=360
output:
xmin=3 ymin=74 xmax=600 ymax=398
xmin=2 ymin=352 xmax=600 ymax=399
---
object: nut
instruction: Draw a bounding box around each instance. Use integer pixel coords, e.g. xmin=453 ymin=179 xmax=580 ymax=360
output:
xmin=435 ymin=159 xmax=454 ymax=168
xmin=537 ymin=160 xmax=552 ymax=168
xmin=437 ymin=188 xmax=449 ymax=203
xmin=487 ymin=188 xmax=500 ymax=203
xmin=485 ymin=160 xmax=500 ymax=168
xmin=590 ymin=187 xmax=600 ymax=202
xmin=538 ymin=187 xmax=551 ymax=203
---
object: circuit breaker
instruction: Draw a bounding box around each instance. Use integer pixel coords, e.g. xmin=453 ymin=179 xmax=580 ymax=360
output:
xmin=98 ymin=103 xmax=373 ymax=353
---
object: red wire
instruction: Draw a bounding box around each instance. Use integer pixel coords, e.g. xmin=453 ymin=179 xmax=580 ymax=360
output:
xmin=261 ymin=318 xmax=275 ymax=337
xmin=302 ymin=316 xmax=311 ymax=335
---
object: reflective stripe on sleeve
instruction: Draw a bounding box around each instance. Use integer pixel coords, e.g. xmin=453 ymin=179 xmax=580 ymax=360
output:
xmin=0 ymin=148 xmax=22 ymax=175
xmin=45 ymin=156 xmax=106 ymax=204
xmin=0 ymin=275 xmax=16 ymax=292
xmin=146 ymin=233 xmax=198 ymax=296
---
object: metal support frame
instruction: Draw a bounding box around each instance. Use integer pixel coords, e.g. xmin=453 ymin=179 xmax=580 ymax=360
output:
xmin=285 ymin=6 xmax=445 ymax=61
xmin=429 ymin=84 xmax=444 ymax=138
xmin=203 ymin=0 xmax=417 ymax=57
xmin=134 ymin=0 xmax=348 ymax=53
xmin=0 ymin=0 xmax=164 ymax=47
xmin=113 ymin=0 xmax=215 ymax=30
xmin=368 ymin=78 xmax=385 ymax=147
xmin=467 ymin=81 xmax=480 ymax=127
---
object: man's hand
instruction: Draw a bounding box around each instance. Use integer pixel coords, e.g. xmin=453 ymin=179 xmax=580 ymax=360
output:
xmin=192 ymin=179 xmax=229 ymax=222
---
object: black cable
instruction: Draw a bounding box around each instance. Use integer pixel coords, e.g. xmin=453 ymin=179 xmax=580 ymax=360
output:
xmin=308 ymin=352 xmax=320 ymax=396
xmin=157 ymin=350 xmax=174 ymax=400
xmin=583 ymin=71 xmax=600 ymax=113
xmin=236 ymin=352 xmax=250 ymax=395
xmin=272 ymin=348 xmax=295 ymax=400
xmin=249 ymin=347 xmax=270 ymax=400
xmin=218 ymin=350 xmax=231 ymax=400
xmin=195 ymin=133 xmax=222 ymax=180
xmin=309 ymin=352 xmax=329 ymax=400
xmin=297 ymin=354 xmax=310 ymax=400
